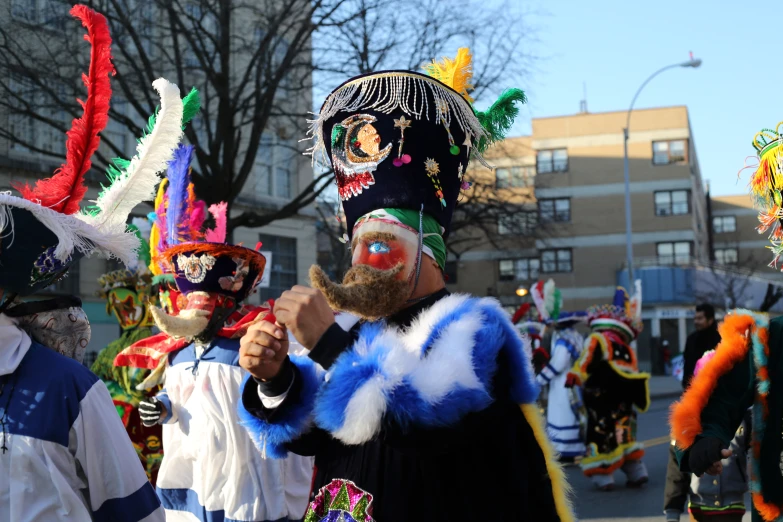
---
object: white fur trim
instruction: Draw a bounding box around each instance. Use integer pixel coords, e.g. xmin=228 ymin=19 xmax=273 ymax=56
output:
xmin=407 ymin=313 xmax=484 ymax=401
xmin=401 ymin=293 xmax=471 ymax=354
xmin=0 ymin=193 xmax=138 ymax=263
xmin=330 ymin=294 xmax=501 ymax=445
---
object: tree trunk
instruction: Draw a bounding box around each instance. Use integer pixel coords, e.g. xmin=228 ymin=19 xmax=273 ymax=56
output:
xmin=760 ymin=283 xmax=783 ymax=312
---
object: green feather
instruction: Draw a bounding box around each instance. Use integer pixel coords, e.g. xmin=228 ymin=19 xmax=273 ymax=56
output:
xmin=151 ymin=273 xmax=176 ymax=286
xmin=128 ymin=224 xmax=151 ymax=267
xmin=181 ymin=88 xmax=201 ymax=127
xmin=473 ymin=88 xmax=527 ymax=153
xmin=551 ymin=288 xmax=562 ymax=320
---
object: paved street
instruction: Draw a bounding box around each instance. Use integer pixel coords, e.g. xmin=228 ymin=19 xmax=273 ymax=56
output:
xmin=569 ymin=397 xmax=752 ymax=522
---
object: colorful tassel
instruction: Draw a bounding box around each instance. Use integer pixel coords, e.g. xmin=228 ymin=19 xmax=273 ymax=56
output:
xmin=205 ymin=202 xmax=228 ymax=243
xmin=16 ymin=5 xmax=114 ymax=214
xmin=423 ymin=47 xmax=474 ymax=104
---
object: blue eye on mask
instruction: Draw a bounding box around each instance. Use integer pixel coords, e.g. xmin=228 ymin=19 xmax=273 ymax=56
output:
xmin=368 ymin=241 xmax=390 ymax=254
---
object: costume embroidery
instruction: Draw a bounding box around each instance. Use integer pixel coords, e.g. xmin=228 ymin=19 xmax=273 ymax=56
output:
xmin=30 ymin=246 xmax=72 ymax=286
xmin=331 ymin=114 xmax=392 ymax=200
xmin=219 ymin=257 xmax=249 ymax=292
xmin=304 ymin=479 xmax=374 ymax=522
xmin=392 ymin=116 xmax=412 ymax=167
xmin=177 ymin=253 xmax=216 ymax=283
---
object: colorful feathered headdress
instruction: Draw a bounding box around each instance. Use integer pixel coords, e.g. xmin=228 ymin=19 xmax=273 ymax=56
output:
xmin=0 ymin=5 xmax=183 ymax=299
xmin=308 ymin=47 xmax=526 ymax=240
xmin=745 ymin=122 xmax=783 ymax=269
xmin=529 ymin=279 xmax=586 ymax=327
xmin=587 ymin=280 xmax=643 ymax=342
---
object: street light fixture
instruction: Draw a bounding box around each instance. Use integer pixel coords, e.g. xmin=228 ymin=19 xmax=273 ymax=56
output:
xmin=516 ymin=286 xmax=529 ymax=297
xmin=622 ymin=56 xmax=702 ymax=283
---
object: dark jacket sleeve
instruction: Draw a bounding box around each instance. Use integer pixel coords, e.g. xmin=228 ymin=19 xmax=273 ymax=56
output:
xmin=676 ymin=348 xmax=754 ymax=472
xmin=682 ymin=333 xmax=697 ymax=390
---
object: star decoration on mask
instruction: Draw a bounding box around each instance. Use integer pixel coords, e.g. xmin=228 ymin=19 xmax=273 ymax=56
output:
xmin=393 ymin=115 xmax=411 ymax=130
xmin=463 ymin=134 xmax=472 ymax=154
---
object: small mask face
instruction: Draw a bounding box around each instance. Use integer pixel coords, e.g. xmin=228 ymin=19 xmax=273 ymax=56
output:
xmin=351 ymin=219 xmax=420 ymax=281
xmin=107 ymin=287 xmax=148 ymax=330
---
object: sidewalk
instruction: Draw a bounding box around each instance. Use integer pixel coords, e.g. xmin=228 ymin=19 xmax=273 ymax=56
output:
xmin=649 ymin=375 xmax=682 ymax=400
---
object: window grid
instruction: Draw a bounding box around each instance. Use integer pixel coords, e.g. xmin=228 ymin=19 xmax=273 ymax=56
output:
xmin=498 ymin=258 xmax=541 ymax=281
xmin=714 ymin=248 xmax=739 ymax=265
xmin=654 ymin=190 xmax=691 ymax=216
xmin=536 ymin=149 xmax=568 ymax=174
xmin=498 ymin=211 xmax=538 ymax=235
xmin=495 ymin=166 xmax=535 ymax=189
xmin=255 ymin=134 xmax=296 ymax=200
xmin=712 ymin=216 xmax=737 ymax=234
xmin=657 ymin=241 xmax=692 ymax=265
xmin=539 ymin=198 xmax=571 ymax=223
xmin=540 ymin=249 xmax=572 ymax=273
xmin=257 ymin=234 xmax=297 ymax=302
xmin=652 ymin=139 xmax=688 ymax=165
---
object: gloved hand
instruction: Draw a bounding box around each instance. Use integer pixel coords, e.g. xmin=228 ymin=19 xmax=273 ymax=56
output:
xmin=688 ymin=436 xmax=731 ymax=476
xmin=564 ymin=373 xmax=579 ymax=388
xmin=139 ymin=397 xmax=166 ymax=427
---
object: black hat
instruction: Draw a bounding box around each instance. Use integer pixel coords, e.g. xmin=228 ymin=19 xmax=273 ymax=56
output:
xmin=309 ymin=49 xmax=526 ymax=239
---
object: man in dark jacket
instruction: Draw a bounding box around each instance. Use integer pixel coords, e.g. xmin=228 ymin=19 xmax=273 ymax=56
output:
xmin=682 ymin=304 xmax=721 ymax=390
xmin=664 ymin=303 xmax=721 ymax=521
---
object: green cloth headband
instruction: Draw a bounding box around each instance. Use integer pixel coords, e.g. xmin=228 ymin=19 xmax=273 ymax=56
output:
xmin=383 ymin=208 xmax=446 ymax=271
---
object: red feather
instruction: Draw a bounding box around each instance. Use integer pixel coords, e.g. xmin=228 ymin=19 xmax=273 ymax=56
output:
xmin=511 ymin=302 xmax=531 ymax=324
xmin=16 ymin=5 xmax=114 ymax=214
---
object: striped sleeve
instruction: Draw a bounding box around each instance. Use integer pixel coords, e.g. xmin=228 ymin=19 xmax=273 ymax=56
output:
xmin=70 ymin=381 xmax=165 ymax=522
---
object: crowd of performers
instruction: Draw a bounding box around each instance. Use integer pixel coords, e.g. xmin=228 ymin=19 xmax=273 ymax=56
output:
xmin=513 ymin=279 xmax=651 ymax=491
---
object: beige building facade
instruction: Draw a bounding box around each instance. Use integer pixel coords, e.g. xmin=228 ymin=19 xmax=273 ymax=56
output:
xmin=448 ymin=106 xmax=783 ymax=371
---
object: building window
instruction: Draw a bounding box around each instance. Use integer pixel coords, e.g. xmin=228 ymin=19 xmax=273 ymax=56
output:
xmin=541 ymin=249 xmax=572 ymax=273
xmin=498 ymin=258 xmax=540 ymax=281
xmin=536 ymin=149 xmax=568 ymax=173
xmin=255 ymin=135 xmax=296 ymax=200
xmin=712 ymin=216 xmax=737 ymax=234
xmin=652 ymin=139 xmax=688 ymax=165
xmin=498 ymin=211 xmax=538 ymax=235
xmin=539 ymin=198 xmax=570 ymax=223
xmin=257 ymin=234 xmax=297 ymax=302
xmin=657 ymin=241 xmax=692 ymax=265
xmin=495 ymin=166 xmax=535 ymax=189
xmin=714 ymin=248 xmax=739 ymax=265
xmin=654 ymin=190 xmax=690 ymax=216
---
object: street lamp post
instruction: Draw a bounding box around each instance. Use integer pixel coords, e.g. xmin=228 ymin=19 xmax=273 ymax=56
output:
xmin=623 ymin=57 xmax=702 ymax=283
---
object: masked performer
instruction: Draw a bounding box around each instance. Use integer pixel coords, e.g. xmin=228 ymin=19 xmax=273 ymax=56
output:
xmin=0 ymin=5 xmax=188 ymax=520
xmin=530 ymin=280 xmax=587 ymax=462
xmin=671 ymin=123 xmax=783 ymax=522
xmin=91 ymin=219 xmax=164 ymax=484
xmin=114 ymin=146 xmax=314 ymax=522
xmin=237 ymin=48 xmax=574 ymax=521
xmin=567 ymin=282 xmax=650 ymax=491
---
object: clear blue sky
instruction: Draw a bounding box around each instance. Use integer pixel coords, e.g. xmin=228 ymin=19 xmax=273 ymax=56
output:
xmin=502 ymin=0 xmax=782 ymax=196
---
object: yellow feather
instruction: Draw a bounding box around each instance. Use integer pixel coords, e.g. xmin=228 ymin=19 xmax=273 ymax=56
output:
xmin=423 ymin=47 xmax=474 ymax=104
xmin=148 ymin=179 xmax=168 ymax=275
xmin=520 ymin=404 xmax=575 ymax=522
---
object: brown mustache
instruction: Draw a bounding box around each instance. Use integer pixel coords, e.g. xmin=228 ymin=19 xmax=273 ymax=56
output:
xmin=309 ymin=263 xmax=410 ymax=321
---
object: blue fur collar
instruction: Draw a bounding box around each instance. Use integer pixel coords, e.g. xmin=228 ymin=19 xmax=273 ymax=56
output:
xmin=239 ymin=294 xmax=538 ymax=454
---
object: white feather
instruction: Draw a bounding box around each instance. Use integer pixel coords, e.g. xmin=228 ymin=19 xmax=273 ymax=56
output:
xmin=79 ymin=79 xmax=184 ymax=245
xmin=543 ymin=279 xmax=557 ymax=318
